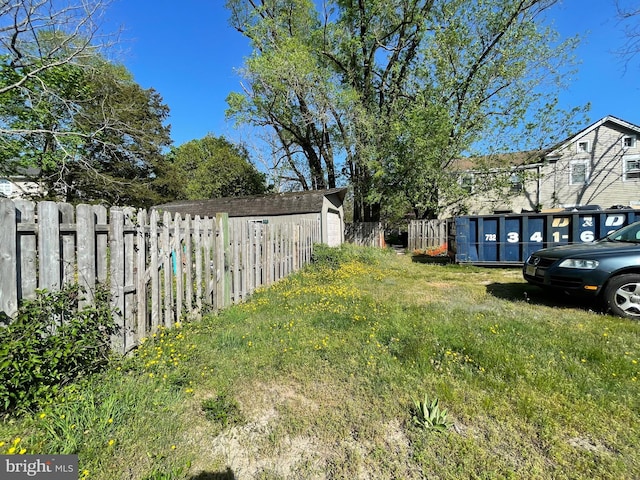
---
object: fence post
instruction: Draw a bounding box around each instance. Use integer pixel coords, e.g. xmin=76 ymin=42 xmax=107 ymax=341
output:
xmin=216 ymin=213 xmax=231 ymax=308
xmin=136 ymin=209 xmax=148 ymax=340
xmin=109 ymin=208 xmax=125 ymax=354
xmin=77 ymin=204 xmax=96 ymax=307
xmin=162 ymin=211 xmax=173 ymax=326
xmin=148 ymin=210 xmax=159 ymax=332
xmin=15 ymin=200 xmax=36 ymax=301
xmin=203 ymin=217 xmax=214 ymax=308
xmin=59 ymin=203 xmax=75 ymax=287
xmin=124 ymin=208 xmax=136 ymax=349
xmin=94 ymin=206 xmax=108 ymax=283
xmin=38 ymin=202 xmax=61 ymax=291
xmin=173 ymin=212 xmax=183 ymax=323
xmin=184 ymin=214 xmax=193 ymax=315
xmin=0 ymin=199 xmax=18 ymax=317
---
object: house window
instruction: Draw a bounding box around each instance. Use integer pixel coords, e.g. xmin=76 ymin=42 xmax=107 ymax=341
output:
xmin=0 ymin=179 xmax=11 ymax=197
xmin=577 ymin=140 xmax=590 ymax=153
xmin=459 ymin=173 xmax=474 ymax=193
xmin=570 ymin=161 xmax=589 ymax=185
xmin=509 ymin=172 xmax=523 ymax=193
xmin=623 ymin=155 xmax=640 ymax=181
xmin=623 ymin=135 xmax=637 ymax=149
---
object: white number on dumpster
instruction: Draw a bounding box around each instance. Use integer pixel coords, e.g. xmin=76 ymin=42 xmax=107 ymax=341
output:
xmin=529 ymin=231 xmax=543 ymax=242
xmin=580 ymin=231 xmax=594 ymax=242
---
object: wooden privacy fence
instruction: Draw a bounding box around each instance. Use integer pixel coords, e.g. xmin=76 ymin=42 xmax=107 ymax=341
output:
xmin=0 ymin=199 xmax=321 ymax=353
xmin=345 ymin=222 xmax=385 ymax=247
xmin=408 ymin=219 xmax=449 ymax=253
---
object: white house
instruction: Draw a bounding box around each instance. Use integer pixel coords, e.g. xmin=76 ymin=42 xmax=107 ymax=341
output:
xmin=458 ymin=116 xmax=640 ymax=215
xmin=0 ymin=167 xmax=40 ymax=199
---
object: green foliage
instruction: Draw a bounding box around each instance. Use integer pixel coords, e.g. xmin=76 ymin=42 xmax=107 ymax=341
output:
xmin=311 ymin=243 xmax=390 ymax=269
xmin=159 ymin=135 xmax=268 ymax=200
xmin=0 ymin=285 xmax=117 ymax=414
xmin=226 ymin=0 xmax=586 ymax=220
xmin=0 ymin=34 xmax=171 ymax=208
xmin=411 ymin=393 xmax=453 ymax=432
xmin=201 ymin=391 xmax=244 ymax=427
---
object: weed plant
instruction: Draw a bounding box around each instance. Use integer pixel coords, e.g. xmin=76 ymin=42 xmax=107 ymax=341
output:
xmin=0 ymin=246 xmax=638 ymax=479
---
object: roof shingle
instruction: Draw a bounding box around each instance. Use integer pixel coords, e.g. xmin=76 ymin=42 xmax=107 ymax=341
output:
xmin=153 ymin=188 xmax=347 ymax=218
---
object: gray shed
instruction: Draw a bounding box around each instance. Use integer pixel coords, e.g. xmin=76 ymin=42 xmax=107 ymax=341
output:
xmin=154 ymin=187 xmax=348 ymax=247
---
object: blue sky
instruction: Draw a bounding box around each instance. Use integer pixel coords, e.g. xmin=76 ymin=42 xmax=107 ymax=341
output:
xmin=105 ymin=0 xmax=639 ymax=148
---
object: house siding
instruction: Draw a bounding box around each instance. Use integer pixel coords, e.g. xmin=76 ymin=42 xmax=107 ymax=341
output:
xmin=0 ymin=177 xmax=40 ymax=199
xmin=450 ymin=117 xmax=640 ymax=217
xmin=540 ymin=121 xmax=640 ymax=209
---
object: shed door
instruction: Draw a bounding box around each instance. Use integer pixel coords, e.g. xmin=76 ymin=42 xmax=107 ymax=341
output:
xmin=327 ymin=210 xmax=342 ymax=247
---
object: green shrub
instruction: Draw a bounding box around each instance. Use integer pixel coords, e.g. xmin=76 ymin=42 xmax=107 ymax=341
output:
xmin=0 ymin=284 xmax=117 ymax=414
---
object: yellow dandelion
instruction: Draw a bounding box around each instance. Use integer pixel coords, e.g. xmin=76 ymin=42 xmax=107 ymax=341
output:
xmin=108 ymin=439 xmax=115 ymax=447
xmin=107 ymin=418 xmax=113 ymax=424
xmin=39 ymin=413 xmax=46 ymax=419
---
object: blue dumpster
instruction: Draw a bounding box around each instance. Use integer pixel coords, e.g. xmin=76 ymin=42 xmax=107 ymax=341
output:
xmin=454 ymin=209 xmax=640 ymax=265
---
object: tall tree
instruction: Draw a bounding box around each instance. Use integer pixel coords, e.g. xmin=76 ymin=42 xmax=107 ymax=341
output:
xmin=0 ymin=8 xmax=172 ymax=208
xmin=65 ymin=61 xmax=172 ymax=207
xmin=226 ymin=0 xmax=584 ymax=220
xmin=0 ymin=0 xmax=112 ymax=172
xmin=158 ymin=135 xmax=268 ymax=200
xmin=0 ymin=48 xmax=172 ymax=207
xmin=226 ymin=0 xmax=340 ymax=192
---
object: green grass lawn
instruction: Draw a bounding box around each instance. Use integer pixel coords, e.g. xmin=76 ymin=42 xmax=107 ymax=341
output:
xmin=1 ymin=245 xmax=639 ymax=479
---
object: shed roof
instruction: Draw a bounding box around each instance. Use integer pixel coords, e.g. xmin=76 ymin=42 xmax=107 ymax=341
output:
xmin=153 ymin=187 xmax=348 ymax=218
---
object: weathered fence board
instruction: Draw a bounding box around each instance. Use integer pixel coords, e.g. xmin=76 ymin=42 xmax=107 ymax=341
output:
xmin=39 ymin=202 xmax=60 ymax=290
xmin=408 ymin=219 xmax=449 ymax=252
xmin=345 ymin=222 xmax=385 ymax=248
xmin=0 ymin=200 xmax=17 ymax=317
xmin=0 ymin=199 xmax=322 ymax=352
xmin=16 ymin=200 xmax=36 ymax=301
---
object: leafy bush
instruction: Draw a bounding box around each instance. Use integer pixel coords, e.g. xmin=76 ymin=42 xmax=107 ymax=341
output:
xmin=0 ymin=285 xmax=117 ymax=414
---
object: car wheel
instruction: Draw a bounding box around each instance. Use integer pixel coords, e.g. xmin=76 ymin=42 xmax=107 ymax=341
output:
xmin=604 ymin=274 xmax=640 ymax=319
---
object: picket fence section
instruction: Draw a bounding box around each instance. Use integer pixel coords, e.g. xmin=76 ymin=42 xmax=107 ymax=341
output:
xmin=408 ymin=219 xmax=449 ymax=252
xmin=0 ymin=199 xmax=321 ymax=353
